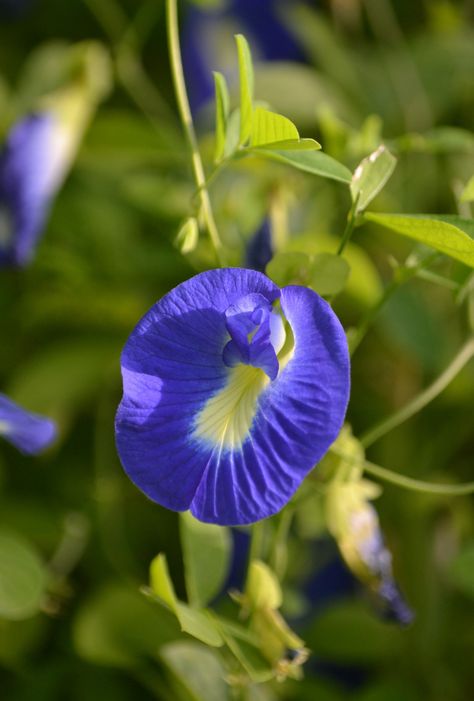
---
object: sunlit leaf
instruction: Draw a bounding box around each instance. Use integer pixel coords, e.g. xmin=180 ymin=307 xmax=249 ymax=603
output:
xmin=175 ymin=218 xmax=199 ymax=254
xmin=246 ymin=560 xmax=282 ymax=610
xmin=251 ymin=107 xmax=298 ymax=146
xmin=150 ymin=553 xmax=177 ymax=609
xmin=364 ymin=213 xmax=474 ymax=268
xmin=180 ymin=512 xmax=231 ymax=608
xmin=351 ymin=145 xmax=397 ymax=213
xmin=249 ymin=148 xmax=352 ymax=183
xmin=149 ymin=554 xmax=224 ymax=647
xmin=0 ymin=531 xmax=47 ymax=620
xmin=213 ymin=71 xmax=230 ymax=163
xmin=235 ymin=34 xmax=254 ymax=145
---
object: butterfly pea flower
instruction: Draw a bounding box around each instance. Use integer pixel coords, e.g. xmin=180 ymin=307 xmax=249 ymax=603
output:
xmin=0 ymin=43 xmax=110 ymax=267
xmin=115 ymin=267 xmax=350 ymax=526
xmin=0 ymin=393 xmax=56 ymax=455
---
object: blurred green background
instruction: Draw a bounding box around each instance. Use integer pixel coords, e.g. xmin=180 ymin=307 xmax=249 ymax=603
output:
xmin=0 ymin=0 xmax=473 ymax=699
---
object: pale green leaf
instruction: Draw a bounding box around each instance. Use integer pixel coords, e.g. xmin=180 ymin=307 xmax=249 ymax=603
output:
xmin=364 ymin=213 xmax=474 ymax=268
xmin=0 ymin=531 xmax=47 ymax=620
xmin=246 ymin=560 xmax=282 ymax=610
xmin=351 ymin=145 xmax=397 ymax=213
xmin=180 ymin=511 xmax=231 ymax=608
xmin=213 ymin=71 xmax=230 ymax=163
xmin=175 ymin=218 xmax=199 ymax=254
xmin=249 ymin=148 xmax=352 ymax=184
xmin=223 ymin=108 xmax=241 ymax=158
xmin=251 ymin=107 xmax=299 ymax=146
xmin=175 ymin=604 xmax=224 ymax=648
xmin=460 ymin=175 xmax=474 ymax=203
xmin=161 ymin=641 xmax=230 ymax=701
xmin=150 ymin=553 xmax=177 ymax=610
xmin=235 ymin=34 xmax=254 ymax=145
xmin=149 ymin=553 xmax=223 ymax=647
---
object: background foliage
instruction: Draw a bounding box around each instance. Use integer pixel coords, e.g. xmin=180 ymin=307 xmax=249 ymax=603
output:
xmin=0 ymin=0 xmax=473 ymax=699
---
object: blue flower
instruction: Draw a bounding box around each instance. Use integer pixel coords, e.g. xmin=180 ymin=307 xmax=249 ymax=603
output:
xmin=0 ymin=112 xmax=71 ymax=267
xmin=245 ymin=218 xmax=274 ymax=273
xmin=115 ymin=268 xmax=350 ymax=526
xmin=0 ymin=393 xmax=57 ymax=455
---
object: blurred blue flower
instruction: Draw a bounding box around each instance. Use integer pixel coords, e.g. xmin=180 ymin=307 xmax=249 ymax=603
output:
xmin=245 ymin=217 xmax=274 ymax=272
xmin=182 ymin=0 xmax=308 ymax=112
xmin=0 ymin=112 xmax=70 ymax=267
xmin=0 ymin=0 xmax=35 ymax=20
xmin=0 ymin=393 xmax=57 ymax=455
xmin=116 ymin=268 xmax=350 ymax=526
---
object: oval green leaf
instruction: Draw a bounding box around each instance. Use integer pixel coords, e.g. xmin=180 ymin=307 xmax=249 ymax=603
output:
xmin=364 ymin=213 xmax=474 ymax=268
xmin=0 ymin=531 xmax=47 ymax=620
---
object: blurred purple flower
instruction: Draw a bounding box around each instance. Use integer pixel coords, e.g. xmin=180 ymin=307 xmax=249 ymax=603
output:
xmin=0 ymin=393 xmax=57 ymax=455
xmin=116 ymin=268 xmax=350 ymax=526
xmin=245 ymin=217 xmax=274 ymax=272
xmin=0 ymin=112 xmax=71 ymax=267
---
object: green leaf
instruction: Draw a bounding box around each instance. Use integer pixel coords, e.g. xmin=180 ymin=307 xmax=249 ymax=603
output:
xmin=73 ymin=585 xmax=180 ymax=668
xmin=161 ymin=641 xmax=230 ymax=701
xmin=267 ymin=251 xmax=350 ymax=296
xmin=175 ymin=218 xmax=199 ymax=254
xmin=449 ymin=542 xmax=474 ymax=598
xmin=235 ymin=34 xmax=254 ymax=145
xmin=351 ymin=145 xmax=397 ymax=213
xmin=246 ymin=560 xmax=282 ymax=610
xmin=364 ymin=213 xmax=474 ymax=268
xmin=213 ymin=71 xmax=230 ymax=163
xmin=254 ymin=138 xmax=320 ymax=151
xmin=149 ymin=554 xmax=224 ymax=647
xmin=150 ymin=553 xmax=177 ymax=609
xmin=249 ymin=148 xmax=352 ymax=184
xmin=309 ymin=253 xmax=351 ymax=295
xmin=460 ymin=175 xmax=474 ymax=203
xmin=179 ymin=511 xmax=231 ymax=608
xmin=0 ymin=531 xmax=47 ymax=620
xmin=251 ymin=107 xmax=298 ymax=145
xmin=175 ymin=605 xmax=224 ymax=648
xmin=219 ymin=624 xmax=274 ymax=683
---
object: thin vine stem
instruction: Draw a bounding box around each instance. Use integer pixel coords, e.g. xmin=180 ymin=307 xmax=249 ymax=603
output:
xmin=330 ymin=447 xmax=474 ymax=496
xmin=361 ymin=336 xmax=474 ymax=448
xmin=166 ymin=0 xmax=223 ymax=263
xmin=337 ymin=197 xmax=359 ymax=256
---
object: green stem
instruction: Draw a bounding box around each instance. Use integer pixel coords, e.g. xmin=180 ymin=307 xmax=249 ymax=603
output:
xmin=337 ymin=198 xmax=358 ymax=256
xmin=330 ymin=447 xmax=474 ymax=496
xmin=361 ymin=336 xmax=474 ymax=448
xmin=349 ymin=277 xmax=398 ymax=355
xmin=166 ymin=0 xmax=223 ymax=263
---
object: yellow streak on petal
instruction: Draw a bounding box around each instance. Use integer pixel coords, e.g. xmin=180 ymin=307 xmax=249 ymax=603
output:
xmin=194 ymin=365 xmax=269 ymax=450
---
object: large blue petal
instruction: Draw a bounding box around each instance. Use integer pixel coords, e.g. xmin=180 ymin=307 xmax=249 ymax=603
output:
xmin=0 ymin=113 xmax=60 ymax=267
xmin=0 ymin=393 xmax=57 ymax=455
xmin=115 ymin=270 xmax=350 ymax=525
